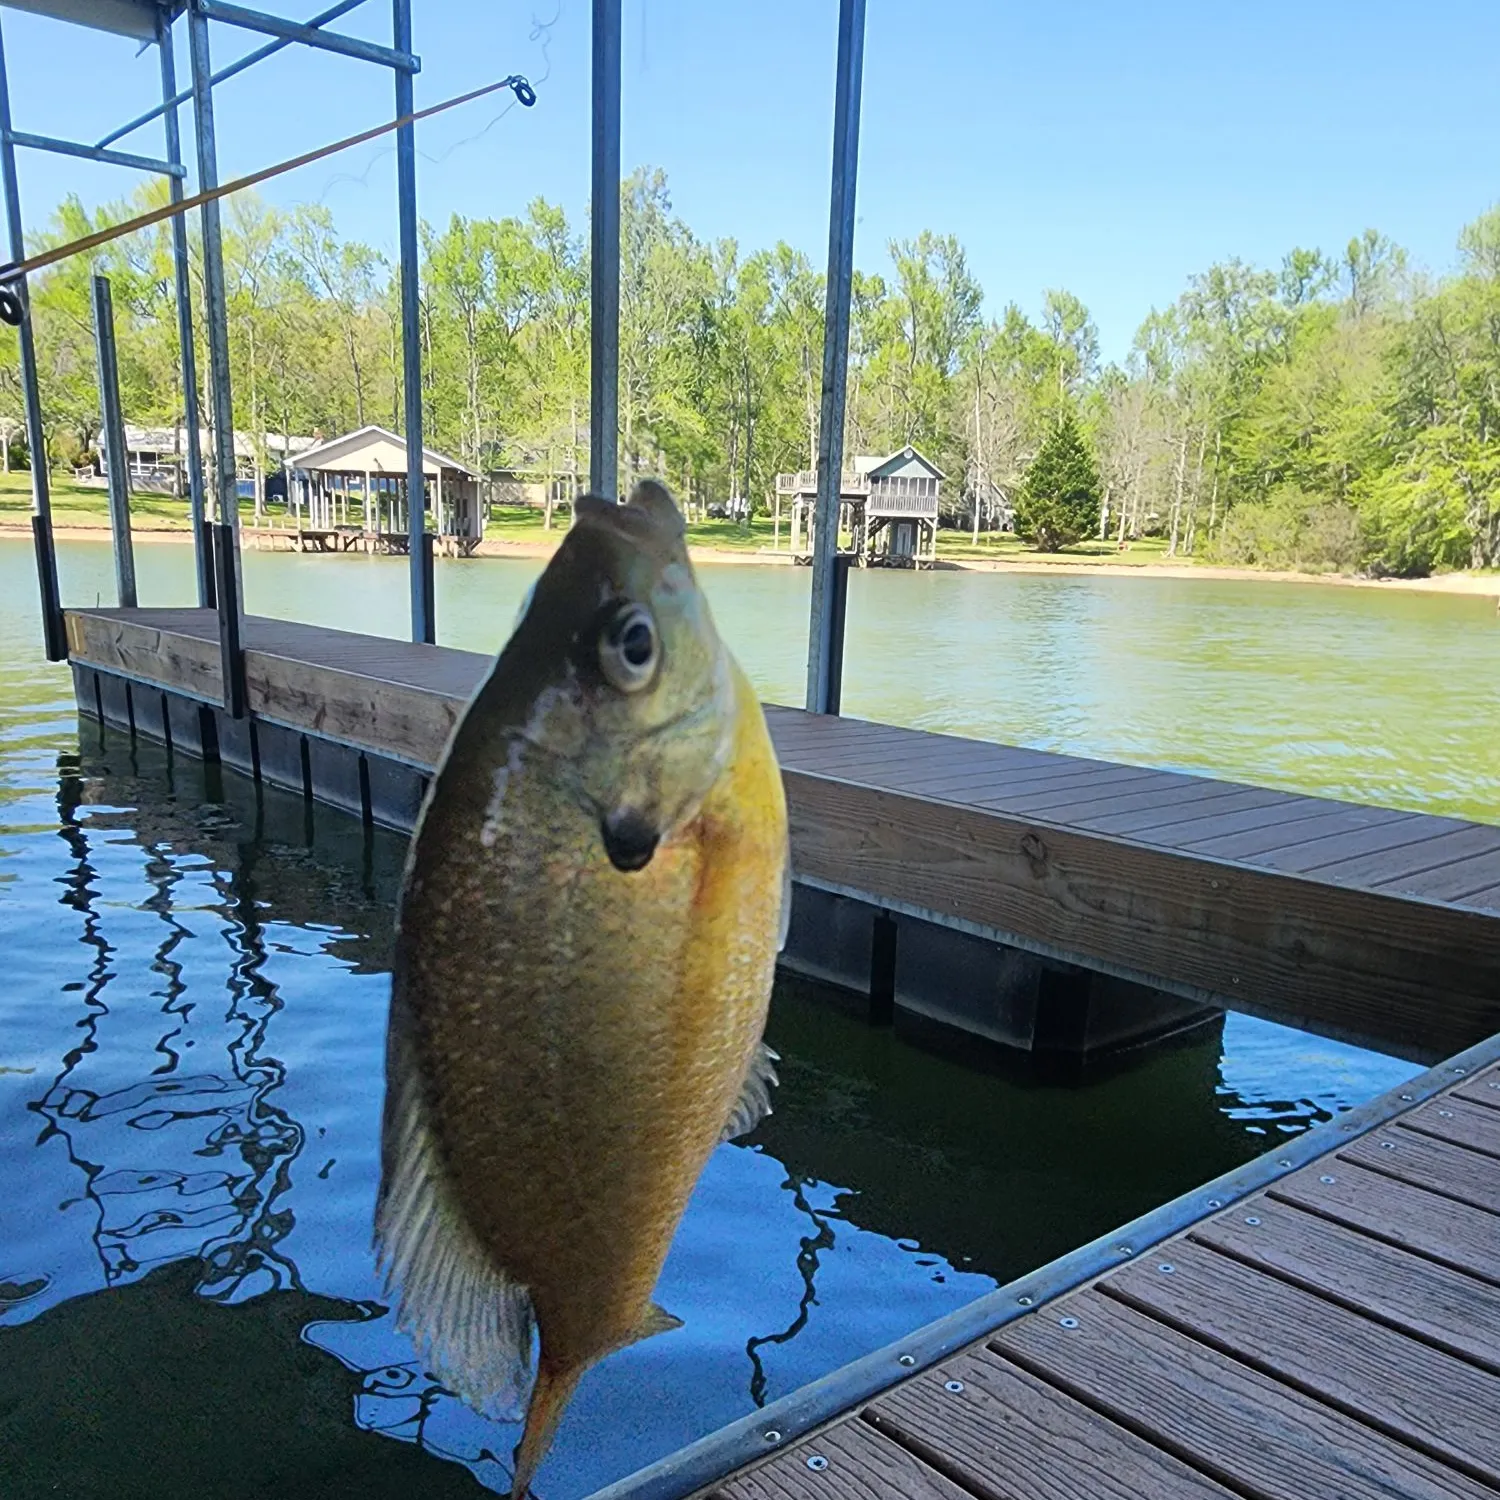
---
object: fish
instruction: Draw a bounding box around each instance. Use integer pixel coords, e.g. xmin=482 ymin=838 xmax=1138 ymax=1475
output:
xmin=374 ymin=479 xmax=789 ymax=1499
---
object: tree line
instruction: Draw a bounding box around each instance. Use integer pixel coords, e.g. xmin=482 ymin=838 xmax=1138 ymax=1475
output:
xmin=3 ymin=168 xmax=1497 ymax=574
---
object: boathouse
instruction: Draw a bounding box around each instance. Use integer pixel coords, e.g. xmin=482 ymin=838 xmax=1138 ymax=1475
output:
xmin=775 ymin=445 xmax=943 ymax=567
xmin=289 ymin=425 xmax=484 ymax=554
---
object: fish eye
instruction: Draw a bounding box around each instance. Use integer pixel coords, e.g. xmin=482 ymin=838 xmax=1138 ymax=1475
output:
xmin=599 ymin=603 xmax=659 ymax=692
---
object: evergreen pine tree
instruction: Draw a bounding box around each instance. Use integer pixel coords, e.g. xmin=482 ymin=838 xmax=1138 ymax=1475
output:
xmin=1015 ymin=411 xmax=1101 ymax=551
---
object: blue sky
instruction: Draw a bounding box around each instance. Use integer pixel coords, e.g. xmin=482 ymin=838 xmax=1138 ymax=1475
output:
xmin=4 ymin=0 xmax=1498 ymax=361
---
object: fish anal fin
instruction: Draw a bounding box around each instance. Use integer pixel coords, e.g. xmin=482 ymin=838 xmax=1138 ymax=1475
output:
xmin=375 ymin=1028 xmax=535 ymax=1422
xmin=721 ymin=1039 xmax=779 ymax=1142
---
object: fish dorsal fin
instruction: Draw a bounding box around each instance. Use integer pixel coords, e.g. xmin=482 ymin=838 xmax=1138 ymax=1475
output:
xmin=374 ymin=1026 xmax=536 ymax=1420
xmin=721 ymin=1040 xmax=780 ymax=1142
xmin=625 ymin=478 xmax=686 ymax=536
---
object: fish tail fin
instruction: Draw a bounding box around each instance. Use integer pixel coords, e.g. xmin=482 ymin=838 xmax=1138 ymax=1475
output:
xmin=375 ymin=1028 xmax=535 ymax=1420
xmin=509 ymin=1357 xmax=586 ymax=1500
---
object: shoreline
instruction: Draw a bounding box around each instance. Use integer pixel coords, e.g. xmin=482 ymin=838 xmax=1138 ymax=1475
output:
xmin=4 ymin=521 xmax=1497 ymax=598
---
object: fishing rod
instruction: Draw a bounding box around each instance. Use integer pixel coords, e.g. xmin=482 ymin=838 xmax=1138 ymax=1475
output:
xmin=0 ymin=72 xmax=537 ymax=327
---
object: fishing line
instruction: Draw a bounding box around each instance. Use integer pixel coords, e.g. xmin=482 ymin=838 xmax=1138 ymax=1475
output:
xmin=311 ymin=4 xmax=560 ymax=203
xmin=0 ymin=71 xmax=538 ymax=325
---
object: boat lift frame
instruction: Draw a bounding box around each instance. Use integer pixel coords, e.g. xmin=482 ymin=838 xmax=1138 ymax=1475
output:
xmin=2 ymin=0 xmax=436 ymax=710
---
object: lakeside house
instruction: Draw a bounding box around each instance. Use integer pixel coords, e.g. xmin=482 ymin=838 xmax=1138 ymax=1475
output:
xmin=91 ymin=425 xmax=317 ymax=495
xmin=774 ymin=446 xmax=945 ymax=567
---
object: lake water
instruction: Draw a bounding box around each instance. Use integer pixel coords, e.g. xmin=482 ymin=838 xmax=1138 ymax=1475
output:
xmin=4 ymin=536 xmax=1492 ymax=1497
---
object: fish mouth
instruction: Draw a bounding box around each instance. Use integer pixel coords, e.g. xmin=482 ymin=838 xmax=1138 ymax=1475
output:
xmin=601 ymin=811 xmax=660 ymax=872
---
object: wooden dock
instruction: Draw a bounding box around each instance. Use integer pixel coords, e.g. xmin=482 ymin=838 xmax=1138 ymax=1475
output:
xmin=55 ymin=605 xmax=1500 ymax=1500
xmin=599 ymin=1034 xmax=1500 ymax=1500
xmin=63 ymin=605 xmax=1500 ymax=1063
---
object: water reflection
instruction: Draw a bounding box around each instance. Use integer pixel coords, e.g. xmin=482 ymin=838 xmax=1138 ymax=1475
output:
xmin=0 ymin=719 xmax=1416 ymax=1499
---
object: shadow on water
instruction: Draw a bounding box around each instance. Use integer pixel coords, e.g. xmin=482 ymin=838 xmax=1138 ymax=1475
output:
xmin=0 ymin=719 xmax=1416 ymax=1498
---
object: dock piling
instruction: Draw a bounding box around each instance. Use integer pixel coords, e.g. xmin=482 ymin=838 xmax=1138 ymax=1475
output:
xmin=805 ymin=0 xmax=867 ymax=716
xmin=157 ymin=9 xmax=213 ymax=610
xmin=90 ymin=273 xmax=137 ymax=609
xmin=590 ymin=0 xmax=621 ymax=500
xmin=392 ymin=0 xmax=433 ymax=642
xmin=186 ymin=0 xmax=247 ymax=716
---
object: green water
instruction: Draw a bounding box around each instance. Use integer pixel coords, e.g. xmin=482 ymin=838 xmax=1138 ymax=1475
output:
xmin=44 ymin=537 xmax=1500 ymax=819
xmin=3 ymin=536 xmax=1489 ymax=1496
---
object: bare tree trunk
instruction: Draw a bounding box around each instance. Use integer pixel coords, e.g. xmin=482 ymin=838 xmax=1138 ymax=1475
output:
xmin=1184 ymin=421 xmax=1208 ymax=555
xmin=1207 ymin=427 xmax=1223 ymax=539
xmin=971 ymin=378 xmax=984 ymax=544
xmin=1167 ymin=429 xmax=1188 ymax=557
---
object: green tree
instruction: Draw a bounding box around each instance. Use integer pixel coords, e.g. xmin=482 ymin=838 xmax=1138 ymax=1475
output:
xmin=1015 ymin=410 xmax=1101 ymax=550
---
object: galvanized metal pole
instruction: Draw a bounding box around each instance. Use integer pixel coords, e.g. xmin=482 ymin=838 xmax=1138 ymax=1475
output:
xmin=187 ymin=0 xmax=246 ymax=716
xmin=91 ymin=273 xmax=137 ymax=608
xmin=158 ymin=10 xmax=213 ymax=609
xmin=393 ymin=0 xmax=432 ymax=641
xmin=804 ymin=0 xmax=866 ymax=716
xmin=0 ymin=16 xmax=65 ymax=660
xmin=589 ymin=0 xmax=620 ymax=499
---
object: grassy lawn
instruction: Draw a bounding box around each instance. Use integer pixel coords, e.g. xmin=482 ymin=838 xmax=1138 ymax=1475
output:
xmin=3 ymin=481 xmax=1186 ymax=569
xmin=485 ymin=504 xmax=777 ymax=552
xmin=0 ymin=472 xmax=216 ymax=531
xmin=936 ymin=529 xmax=1178 ymax=565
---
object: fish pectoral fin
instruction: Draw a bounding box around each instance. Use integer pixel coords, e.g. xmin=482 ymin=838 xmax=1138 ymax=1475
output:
xmin=720 ymin=1040 xmax=779 ymax=1142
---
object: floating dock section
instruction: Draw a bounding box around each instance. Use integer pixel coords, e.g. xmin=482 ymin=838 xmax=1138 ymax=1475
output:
xmin=66 ymin=605 xmax=1500 ymax=1066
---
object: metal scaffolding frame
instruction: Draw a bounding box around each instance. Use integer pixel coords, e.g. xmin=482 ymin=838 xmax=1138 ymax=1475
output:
xmin=1 ymin=0 xmax=435 ymax=701
xmin=10 ymin=0 xmax=866 ymax=720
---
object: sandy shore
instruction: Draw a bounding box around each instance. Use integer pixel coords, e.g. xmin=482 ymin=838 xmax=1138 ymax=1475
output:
xmin=6 ymin=521 xmax=1498 ymax=597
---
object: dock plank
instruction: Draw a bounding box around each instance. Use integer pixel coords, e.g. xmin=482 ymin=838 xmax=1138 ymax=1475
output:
xmin=866 ymin=1350 xmax=1238 ymax=1500
xmin=995 ymin=1291 xmax=1494 ymax=1500
xmin=1271 ymin=1161 xmax=1500 ymax=1282
xmin=1179 ymin=805 xmax=1420 ymax=861
xmin=1122 ymin=796 xmax=1335 ymax=845
xmin=1073 ymin=784 xmax=1293 ymax=836
xmin=1453 ymin=1067 xmax=1500 ymax=1112
xmin=1244 ymin=816 xmax=1477 ymax=875
xmin=1341 ymin=1127 xmax=1500 ymax=1212
xmin=709 ymin=1419 xmax=965 ymax=1500
xmin=974 ymin=768 xmax=1184 ymax=814
xmin=1378 ymin=849 xmax=1500 ymax=902
xmin=1191 ymin=1199 xmax=1500 ymax=1375
xmin=1400 ymin=1097 xmax=1500 ymax=1160
xmin=1302 ymin=824 xmax=1500 ymax=887
xmin=1100 ymin=1239 xmax=1500 ymax=1484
